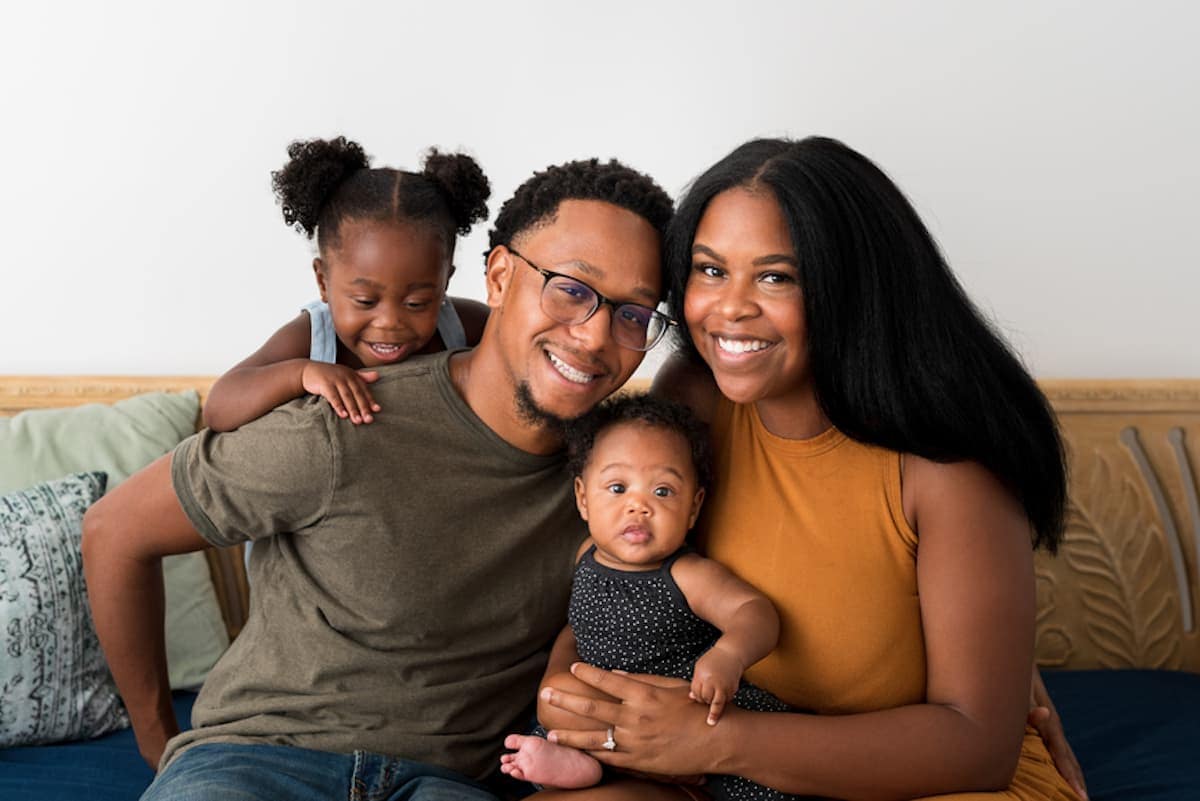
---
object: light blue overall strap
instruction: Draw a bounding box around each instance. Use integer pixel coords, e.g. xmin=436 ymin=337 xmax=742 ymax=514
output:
xmin=303 ymin=299 xmax=338 ymax=364
xmin=436 ymin=298 xmax=467 ymax=349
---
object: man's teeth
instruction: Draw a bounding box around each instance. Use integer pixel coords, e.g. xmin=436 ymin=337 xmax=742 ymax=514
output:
xmin=717 ymin=337 xmax=771 ymax=354
xmin=548 ymin=353 xmax=594 ymax=384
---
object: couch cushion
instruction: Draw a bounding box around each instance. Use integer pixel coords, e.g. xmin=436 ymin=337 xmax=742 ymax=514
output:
xmin=1044 ymin=669 xmax=1200 ymax=801
xmin=0 ymin=391 xmax=229 ymax=689
xmin=0 ymin=472 xmax=129 ymax=747
xmin=0 ymin=690 xmax=196 ymax=800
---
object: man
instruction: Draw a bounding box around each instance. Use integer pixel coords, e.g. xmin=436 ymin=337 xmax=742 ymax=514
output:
xmin=82 ymin=157 xmax=674 ymax=800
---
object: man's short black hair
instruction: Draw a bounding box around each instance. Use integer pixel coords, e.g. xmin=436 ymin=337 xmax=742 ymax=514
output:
xmin=486 ymin=158 xmax=673 ymax=255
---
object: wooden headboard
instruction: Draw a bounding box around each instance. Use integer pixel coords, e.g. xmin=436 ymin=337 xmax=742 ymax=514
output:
xmin=1036 ymin=380 xmax=1200 ymax=672
xmin=2 ymin=375 xmax=1198 ymax=671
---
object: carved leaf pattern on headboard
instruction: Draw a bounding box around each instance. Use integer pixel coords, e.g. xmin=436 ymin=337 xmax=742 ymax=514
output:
xmin=1058 ymin=450 xmax=1181 ymax=668
xmin=1034 ymin=397 xmax=1199 ymax=672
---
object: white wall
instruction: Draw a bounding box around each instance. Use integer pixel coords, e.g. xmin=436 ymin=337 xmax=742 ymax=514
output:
xmin=2 ymin=0 xmax=1196 ymax=378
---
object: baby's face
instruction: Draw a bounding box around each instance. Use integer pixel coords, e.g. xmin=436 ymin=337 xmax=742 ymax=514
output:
xmin=573 ymin=421 xmax=705 ymax=570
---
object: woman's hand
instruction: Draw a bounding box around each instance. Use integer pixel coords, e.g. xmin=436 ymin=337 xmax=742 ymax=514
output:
xmin=301 ymin=363 xmax=381 ymax=423
xmin=1028 ymin=667 xmax=1088 ymax=800
xmin=541 ymin=663 xmax=729 ymax=777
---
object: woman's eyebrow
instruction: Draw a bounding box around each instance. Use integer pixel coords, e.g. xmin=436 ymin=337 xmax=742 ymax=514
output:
xmin=691 ymin=244 xmax=724 ymax=262
xmin=752 ymin=253 xmax=799 ymax=267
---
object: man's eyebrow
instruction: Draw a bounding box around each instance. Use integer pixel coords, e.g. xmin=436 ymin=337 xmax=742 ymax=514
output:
xmin=557 ymin=260 xmax=660 ymax=306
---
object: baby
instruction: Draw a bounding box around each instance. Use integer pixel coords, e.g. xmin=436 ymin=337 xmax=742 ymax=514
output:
xmin=502 ymin=393 xmax=798 ymax=800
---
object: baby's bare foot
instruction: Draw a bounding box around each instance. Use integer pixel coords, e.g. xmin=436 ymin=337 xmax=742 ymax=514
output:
xmin=500 ymin=733 xmax=603 ymax=789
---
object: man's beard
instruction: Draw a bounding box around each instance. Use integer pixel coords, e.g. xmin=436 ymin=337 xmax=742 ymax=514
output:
xmin=514 ymin=381 xmax=571 ymax=434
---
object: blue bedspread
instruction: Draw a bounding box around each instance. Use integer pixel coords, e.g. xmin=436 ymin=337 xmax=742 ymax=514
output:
xmin=1043 ymin=670 xmax=1200 ymax=801
xmin=0 ymin=692 xmax=195 ymax=801
xmin=1 ymin=673 xmax=1197 ymax=800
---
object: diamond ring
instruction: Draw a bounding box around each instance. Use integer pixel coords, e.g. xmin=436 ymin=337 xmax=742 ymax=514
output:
xmin=602 ymin=727 xmax=617 ymax=751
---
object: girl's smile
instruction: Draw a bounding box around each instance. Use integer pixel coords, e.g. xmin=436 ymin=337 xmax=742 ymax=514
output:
xmin=316 ymin=219 xmax=451 ymax=369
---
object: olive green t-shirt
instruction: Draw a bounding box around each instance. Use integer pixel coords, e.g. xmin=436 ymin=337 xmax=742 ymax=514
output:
xmin=164 ymin=352 xmax=585 ymax=781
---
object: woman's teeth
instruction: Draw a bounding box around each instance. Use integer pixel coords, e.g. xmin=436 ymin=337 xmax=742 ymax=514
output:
xmin=717 ymin=337 xmax=771 ymax=354
xmin=548 ymin=353 xmax=594 ymax=384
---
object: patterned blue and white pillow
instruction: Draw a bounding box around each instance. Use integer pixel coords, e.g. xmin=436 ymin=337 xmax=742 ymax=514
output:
xmin=0 ymin=471 xmax=130 ymax=746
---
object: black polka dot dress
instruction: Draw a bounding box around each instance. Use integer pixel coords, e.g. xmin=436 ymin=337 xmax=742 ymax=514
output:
xmin=568 ymin=546 xmax=803 ymax=801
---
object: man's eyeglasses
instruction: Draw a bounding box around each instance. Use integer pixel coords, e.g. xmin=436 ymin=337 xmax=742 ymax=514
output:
xmin=508 ymin=248 xmax=676 ymax=352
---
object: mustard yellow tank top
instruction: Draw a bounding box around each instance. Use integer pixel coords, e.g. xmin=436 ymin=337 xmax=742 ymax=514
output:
xmin=699 ymin=398 xmax=1079 ymax=801
xmin=698 ymin=398 xmax=925 ymax=713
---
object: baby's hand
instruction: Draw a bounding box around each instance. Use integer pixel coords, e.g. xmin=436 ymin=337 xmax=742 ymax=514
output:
xmin=690 ymin=644 xmax=743 ymax=726
xmin=301 ymin=362 xmax=381 ymax=424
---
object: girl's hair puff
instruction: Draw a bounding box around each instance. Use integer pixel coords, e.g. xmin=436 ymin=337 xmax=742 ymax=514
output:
xmin=272 ymin=136 xmax=490 ymax=259
xmin=665 ymin=136 xmax=1065 ymax=552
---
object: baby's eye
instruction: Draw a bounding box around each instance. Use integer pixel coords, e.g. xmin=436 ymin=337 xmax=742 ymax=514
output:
xmin=353 ymin=298 xmax=377 ymax=308
xmin=654 ymin=486 xmax=674 ymax=498
xmin=404 ymin=301 xmax=432 ymax=311
xmin=606 ymin=483 xmax=626 ymax=495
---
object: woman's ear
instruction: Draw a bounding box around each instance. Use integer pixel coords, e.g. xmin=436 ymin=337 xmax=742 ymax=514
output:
xmin=574 ymin=476 xmax=589 ymax=521
xmin=313 ymin=258 xmax=330 ymax=303
xmin=484 ymin=246 xmax=515 ymax=310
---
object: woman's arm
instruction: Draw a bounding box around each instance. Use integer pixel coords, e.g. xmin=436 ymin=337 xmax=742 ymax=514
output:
xmin=671 ymin=555 xmax=780 ymax=723
xmin=649 ymin=351 xmax=719 ymax=424
xmin=536 ymin=625 xmax=619 ymax=731
xmin=544 ymin=458 xmax=1038 ymax=800
xmin=82 ymin=453 xmax=211 ymax=768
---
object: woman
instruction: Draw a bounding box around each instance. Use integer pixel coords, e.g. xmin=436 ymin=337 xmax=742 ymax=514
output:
xmin=536 ymin=137 xmax=1085 ymax=800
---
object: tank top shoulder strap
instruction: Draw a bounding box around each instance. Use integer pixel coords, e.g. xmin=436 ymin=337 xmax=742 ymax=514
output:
xmin=302 ymin=299 xmax=337 ymax=364
xmin=437 ymin=298 xmax=467 ymax=349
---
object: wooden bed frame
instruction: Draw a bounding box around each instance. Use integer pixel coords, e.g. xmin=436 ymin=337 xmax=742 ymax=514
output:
xmin=2 ymin=375 xmax=1198 ymax=672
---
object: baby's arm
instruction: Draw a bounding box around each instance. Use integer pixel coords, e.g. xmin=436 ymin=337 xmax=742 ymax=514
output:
xmin=203 ymin=313 xmax=378 ymax=431
xmin=671 ymin=554 xmax=780 ymax=725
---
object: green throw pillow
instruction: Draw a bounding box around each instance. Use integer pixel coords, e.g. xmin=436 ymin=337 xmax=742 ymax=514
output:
xmin=0 ymin=391 xmax=229 ymax=689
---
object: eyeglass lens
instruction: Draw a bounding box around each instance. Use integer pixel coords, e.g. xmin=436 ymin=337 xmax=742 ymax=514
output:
xmin=542 ymin=275 xmax=666 ymax=351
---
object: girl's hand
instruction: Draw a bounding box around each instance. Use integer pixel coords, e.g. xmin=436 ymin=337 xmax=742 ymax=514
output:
xmin=690 ymin=644 xmax=742 ymax=725
xmin=542 ymin=663 xmax=724 ymax=777
xmin=300 ymin=363 xmax=381 ymax=423
xmin=1028 ymin=667 xmax=1088 ymax=800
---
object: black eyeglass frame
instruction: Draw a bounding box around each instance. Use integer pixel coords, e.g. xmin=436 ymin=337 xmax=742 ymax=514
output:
xmin=506 ymin=247 xmax=677 ymax=352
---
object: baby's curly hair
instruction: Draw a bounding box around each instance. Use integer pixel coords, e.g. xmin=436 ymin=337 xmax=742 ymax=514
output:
xmin=271 ymin=136 xmax=491 ymax=258
xmin=486 ymin=158 xmax=674 ymax=255
xmin=565 ymin=393 xmax=713 ymax=492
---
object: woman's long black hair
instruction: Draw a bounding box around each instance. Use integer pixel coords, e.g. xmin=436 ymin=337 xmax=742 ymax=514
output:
xmin=666 ymin=137 xmax=1065 ymax=552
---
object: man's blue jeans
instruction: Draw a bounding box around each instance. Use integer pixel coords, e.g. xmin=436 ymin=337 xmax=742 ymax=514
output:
xmin=141 ymin=743 xmax=502 ymax=801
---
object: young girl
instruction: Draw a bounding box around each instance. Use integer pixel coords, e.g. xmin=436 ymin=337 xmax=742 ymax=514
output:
xmin=203 ymin=136 xmax=491 ymax=432
xmin=501 ymin=394 xmax=796 ymax=800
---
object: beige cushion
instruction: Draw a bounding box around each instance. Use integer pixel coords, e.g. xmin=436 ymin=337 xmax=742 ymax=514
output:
xmin=0 ymin=392 xmax=228 ymax=689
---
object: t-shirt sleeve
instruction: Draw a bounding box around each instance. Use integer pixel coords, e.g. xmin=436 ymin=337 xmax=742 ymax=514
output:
xmin=170 ymin=398 xmax=336 ymax=548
